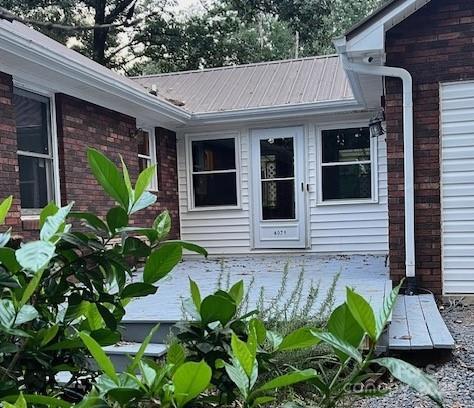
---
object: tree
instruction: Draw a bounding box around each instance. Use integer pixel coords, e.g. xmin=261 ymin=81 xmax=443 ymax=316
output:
xmin=0 ymin=0 xmax=171 ymax=68
xmin=133 ymin=0 xmax=384 ymax=75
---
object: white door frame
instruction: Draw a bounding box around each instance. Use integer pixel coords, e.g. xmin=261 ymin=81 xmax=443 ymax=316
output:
xmin=250 ymin=126 xmax=307 ymax=249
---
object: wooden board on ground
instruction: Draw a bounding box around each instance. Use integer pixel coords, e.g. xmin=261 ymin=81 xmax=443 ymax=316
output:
xmin=388 ymin=294 xmax=455 ymax=351
xmin=419 ymin=294 xmax=455 ymax=349
xmin=388 ymin=296 xmax=411 ymax=350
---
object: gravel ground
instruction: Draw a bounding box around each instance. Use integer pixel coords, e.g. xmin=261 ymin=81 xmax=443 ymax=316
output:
xmin=354 ymin=303 xmax=474 ymax=408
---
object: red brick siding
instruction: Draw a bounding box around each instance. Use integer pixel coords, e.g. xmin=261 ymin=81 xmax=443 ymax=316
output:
xmin=385 ymin=0 xmax=474 ymax=294
xmin=0 ymin=81 xmax=180 ymax=240
xmin=0 ymin=72 xmax=22 ymax=234
xmin=55 ymin=94 xmax=180 ymax=238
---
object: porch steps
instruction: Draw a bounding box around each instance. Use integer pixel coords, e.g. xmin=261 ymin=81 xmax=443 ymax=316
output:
xmin=103 ymin=342 xmax=167 ymax=372
xmin=388 ymin=294 xmax=455 ymax=351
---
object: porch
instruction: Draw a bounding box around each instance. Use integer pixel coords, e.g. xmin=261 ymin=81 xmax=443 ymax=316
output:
xmin=124 ymin=254 xmax=390 ymax=322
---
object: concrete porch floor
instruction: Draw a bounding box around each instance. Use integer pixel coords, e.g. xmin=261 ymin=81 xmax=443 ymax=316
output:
xmin=124 ymin=254 xmax=390 ymax=322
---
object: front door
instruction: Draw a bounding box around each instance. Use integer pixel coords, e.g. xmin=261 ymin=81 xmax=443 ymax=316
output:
xmin=251 ymin=127 xmax=307 ymax=249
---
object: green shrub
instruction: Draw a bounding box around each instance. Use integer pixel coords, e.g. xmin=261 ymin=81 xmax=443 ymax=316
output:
xmin=0 ymin=148 xmax=206 ymax=401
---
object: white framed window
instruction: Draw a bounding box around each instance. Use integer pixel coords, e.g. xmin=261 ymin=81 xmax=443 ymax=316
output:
xmin=13 ymin=87 xmax=57 ymax=215
xmin=137 ymin=128 xmax=158 ymax=191
xmin=317 ymin=125 xmax=377 ymax=204
xmin=187 ymin=133 xmax=240 ymax=210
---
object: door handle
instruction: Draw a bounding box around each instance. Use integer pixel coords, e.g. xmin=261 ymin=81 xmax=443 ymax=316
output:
xmin=301 ymin=182 xmax=304 ymax=192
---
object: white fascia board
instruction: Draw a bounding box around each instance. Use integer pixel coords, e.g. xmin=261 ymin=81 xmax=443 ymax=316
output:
xmin=343 ymin=0 xmax=431 ymax=56
xmin=0 ymin=23 xmax=190 ymax=125
xmin=187 ymin=99 xmax=364 ymax=125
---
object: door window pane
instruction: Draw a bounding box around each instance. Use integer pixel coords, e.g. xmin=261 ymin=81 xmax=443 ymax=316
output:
xmin=18 ymin=156 xmax=50 ymax=209
xmin=322 ymin=128 xmax=370 ymax=163
xmin=193 ymin=173 xmax=237 ymax=207
xmin=192 ymin=139 xmax=236 ymax=171
xmin=262 ymin=179 xmax=295 ymax=220
xmin=322 ymin=164 xmax=371 ymax=200
xmin=260 ymin=138 xmax=294 ymax=179
xmin=13 ymin=92 xmax=50 ymax=155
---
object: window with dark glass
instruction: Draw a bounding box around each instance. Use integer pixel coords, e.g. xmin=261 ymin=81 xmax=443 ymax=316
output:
xmin=13 ymin=88 xmax=54 ymax=212
xmin=321 ymin=127 xmax=372 ymax=201
xmin=191 ymin=138 xmax=238 ymax=207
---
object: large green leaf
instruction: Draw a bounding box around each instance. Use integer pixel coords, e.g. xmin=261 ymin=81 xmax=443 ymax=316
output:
xmin=167 ymin=342 xmax=186 ymax=367
xmin=129 ymin=191 xmax=157 ymax=214
xmin=16 ymin=240 xmax=56 ymax=272
xmin=153 ymin=211 xmax=171 ymax=240
xmin=313 ymin=331 xmax=363 ymax=363
xmin=87 ymin=148 xmax=129 ymax=210
xmin=200 ymin=294 xmax=236 ymax=325
xmin=376 ymin=281 xmax=403 ymax=339
xmin=2 ymin=394 xmax=72 ymax=408
xmin=15 ymin=304 xmax=39 ymax=325
xmin=0 ymin=248 xmax=21 ymax=273
xmin=69 ymin=212 xmax=109 ymax=233
xmin=256 ymin=369 xmax=318 ymax=392
xmin=327 ymin=303 xmax=365 ymax=361
xmin=0 ymin=196 xmax=13 ymax=225
xmin=172 ymin=360 xmax=212 ymax=408
xmin=122 ymin=237 xmax=150 ymax=257
xmin=39 ymin=202 xmax=59 ymax=228
xmin=18 ymin=268 xmax=46 ymax=307
xmin=121 ymin=282 xmax=157 ymax=298
xmin=231 ymin=333 xmax=255 ymax=377
xmin=106 ymin=207 xmax=129 ymax=234
xmin=373 ymin=357 xmax=443 ymax=406
xmin=134 ymin=165 xmax=156 ymax=202
xmin=0 ymin=269 xmax=19 ymax=288
xmin=346 ymin=287 xmax=377 ymax=340
xmin=225 ymin=359 xmax=250 ymax=399
xmin=40 ymin=202 xmax=73 ymax=242
xmin=163 ymin=240 xmax=208 ymax=257
xmin=143 ymin=244 xmax=182 ymax=284
xmin=277 ymin=327 xmax=320 ymax=352
xmin=79 ymin=332 xmax=119 ymax=384
xmin=128 ymin=323 xmax=160 ymax=374
xmin=0 ymin=229 xmax=11 ymax=248
xmin=0 ymin=300 xmax=38 ymax=327
xmin=189 ymin=278 xmax=201 ymax=311
xmin=229 ymin=280 xmax=244 ymax=306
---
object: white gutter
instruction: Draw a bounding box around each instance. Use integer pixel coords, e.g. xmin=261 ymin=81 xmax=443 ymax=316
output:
xmin=340 ymin=53 xmax=416 ymax=279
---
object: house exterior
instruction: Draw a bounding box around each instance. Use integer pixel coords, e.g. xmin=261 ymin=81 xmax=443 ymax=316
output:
xmin=0 ymin=0 xmax=473 ymax=297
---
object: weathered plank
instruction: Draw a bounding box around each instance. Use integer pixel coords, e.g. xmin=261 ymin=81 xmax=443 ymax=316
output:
xmin=388 ymin=296 xmax=412 ymax=350
xmin=418 ymin=294 xmax=455 ymax=349
xmin=404 ymin=296 xmax=434 ymax=350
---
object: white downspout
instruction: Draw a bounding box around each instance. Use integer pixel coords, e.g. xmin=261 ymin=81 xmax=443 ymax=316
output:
xmin=341 ymin=54 xmax=416 ymax=280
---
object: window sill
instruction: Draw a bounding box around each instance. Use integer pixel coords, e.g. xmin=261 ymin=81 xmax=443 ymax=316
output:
xmin=21 ymin=215 xmax=40 ymax=231
xmin=316 ymin=198 xmax=378 ymax=206
xmin=187 ymin=205 xmax=242 ymax=212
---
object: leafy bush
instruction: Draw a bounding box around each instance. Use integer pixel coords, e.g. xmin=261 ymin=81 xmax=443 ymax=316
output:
xmin=0 ymin=148 xmax=206 ymax=400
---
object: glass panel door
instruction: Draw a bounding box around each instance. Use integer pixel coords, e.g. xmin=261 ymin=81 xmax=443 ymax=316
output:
xmin=260 ymin=137 xmax=296 ymax=220
xmin=251 ymin=127 xmax=307 ymax=249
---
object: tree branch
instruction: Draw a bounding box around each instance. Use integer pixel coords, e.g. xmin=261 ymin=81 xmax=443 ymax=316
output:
xmin=0 ymin=6 xmax=151 ymax=32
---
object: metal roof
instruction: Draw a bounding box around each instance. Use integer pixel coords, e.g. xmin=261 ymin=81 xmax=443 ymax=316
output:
xmin=131 ymin=55 xmax=355 ymax=114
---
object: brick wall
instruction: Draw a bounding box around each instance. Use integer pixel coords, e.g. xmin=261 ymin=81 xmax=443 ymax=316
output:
xmin=0 ymin=73 xmax=22 ymax=234
xmin=0 ymin=81 xmax=180 ymax=240
xmin=55 ymin=94 xmax=180 ymax=238
xmin=385 ymin=0 xmax=474 ymax=294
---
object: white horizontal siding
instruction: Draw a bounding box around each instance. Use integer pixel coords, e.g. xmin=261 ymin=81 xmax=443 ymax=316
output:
xmin=307 ymin=125 xmax=388 ymax=253
xmin=177 ymin=132 xmax=252 ymax=255
xmin=178 ymin=117 xmax=388 ymax=256
xmin=441 ymin=81 xmax=474 ymax=295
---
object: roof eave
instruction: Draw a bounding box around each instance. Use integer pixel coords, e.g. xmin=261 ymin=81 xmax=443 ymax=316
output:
xmin=187 ymin=99 xmax=365 ymax=125
xmin=0 ymin=21 xmax=190 ymax=126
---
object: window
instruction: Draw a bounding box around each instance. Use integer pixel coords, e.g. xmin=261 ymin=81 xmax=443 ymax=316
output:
xmin=320 ymin=127 xmax=373 ymax=201
xmin=137 ymin=129 xmax=158 ymax=191
xmin=190 ymin=136 xmax=238 ymax=208
xmin=13 ymin=88 xmax=55 ymax=213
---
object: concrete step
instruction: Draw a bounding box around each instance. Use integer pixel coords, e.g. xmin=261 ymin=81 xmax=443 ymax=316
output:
xmin=104 ymin=342 xmax=167 ymax=372
xmin=120 ymin=320 xmax=178 ymax=343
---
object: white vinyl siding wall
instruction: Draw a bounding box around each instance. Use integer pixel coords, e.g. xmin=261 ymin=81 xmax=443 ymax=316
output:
xmin=177 ymin=118 xmax=388 ymax=255
xmin=441 ymin=81 xmax=474 ymax=295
